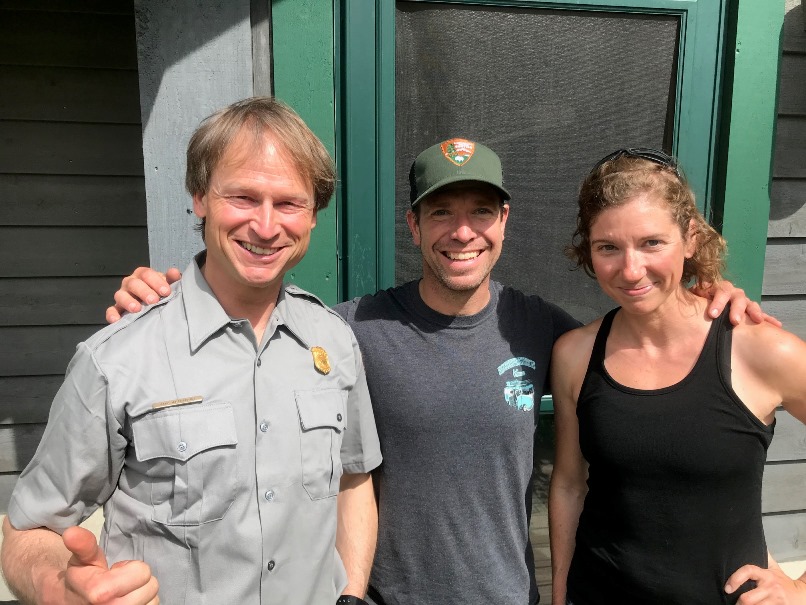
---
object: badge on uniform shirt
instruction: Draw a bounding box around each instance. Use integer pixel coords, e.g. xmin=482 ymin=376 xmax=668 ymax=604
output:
xmin=311 ymin=346 xmax=331 ymax=374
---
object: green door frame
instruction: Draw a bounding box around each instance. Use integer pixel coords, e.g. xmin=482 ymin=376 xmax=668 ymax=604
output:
xmin=714 ymin=0 xmax=783 ymax=299
xmin=271 ymin=0 xmax=340 ymax=305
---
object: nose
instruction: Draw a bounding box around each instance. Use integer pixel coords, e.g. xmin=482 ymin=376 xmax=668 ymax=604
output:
xmin=621 ymin=249 xmax=646 ymax=281
xmin=251 ymin=202 xmax=280 ymax=240
xmin=451 ymin=215 xmax=478 ymax=243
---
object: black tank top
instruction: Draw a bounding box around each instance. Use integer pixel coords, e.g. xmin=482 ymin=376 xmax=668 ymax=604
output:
xmin=567 ymin=308 xmax=774 ymax=605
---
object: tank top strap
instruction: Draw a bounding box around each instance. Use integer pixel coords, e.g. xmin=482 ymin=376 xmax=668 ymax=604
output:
xmin=714 ymin=305 xmax=734 ymax=389
xmin=585 ymin=307 xmax=620 ymax=377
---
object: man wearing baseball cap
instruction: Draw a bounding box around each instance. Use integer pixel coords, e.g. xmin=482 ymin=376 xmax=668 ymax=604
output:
xmin=335 ymin=138 xmax=579 ymax=604
xmin=105 ymin=137 xmax=763 ymax=605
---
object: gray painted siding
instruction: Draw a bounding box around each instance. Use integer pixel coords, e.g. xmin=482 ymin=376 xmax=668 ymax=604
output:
xmin=760 ymin=0 xmax=806 ymax=564
xmin=0 ymin=0 xmax=149 ymax=510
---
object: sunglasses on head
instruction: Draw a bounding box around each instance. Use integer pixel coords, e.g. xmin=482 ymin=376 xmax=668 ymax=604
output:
xmin=591 ymin=147 xmax=681 ymax=178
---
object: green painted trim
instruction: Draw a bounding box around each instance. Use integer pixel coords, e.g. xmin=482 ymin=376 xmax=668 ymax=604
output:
xmin=377 ymin=4 xmax=397 ymax=291
xmin=339 ymin=0 xmax=379 ymax=299
xmin=714 ymin=0 xmax=782 ymax=299
xmin=271 ymin=0 xmax=339 ymax=304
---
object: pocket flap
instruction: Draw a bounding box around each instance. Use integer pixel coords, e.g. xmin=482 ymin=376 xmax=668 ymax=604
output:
xmin=295 ymin=390 xmax=346 ymax=432
xmin=132 ymin=402 xmax=238 ymax=462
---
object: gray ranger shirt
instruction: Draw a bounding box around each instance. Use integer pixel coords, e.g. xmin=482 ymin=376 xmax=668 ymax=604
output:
xmin=9 ymin=255 xmax=382 ymax=605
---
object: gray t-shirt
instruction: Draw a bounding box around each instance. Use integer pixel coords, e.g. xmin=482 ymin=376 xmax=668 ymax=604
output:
xmin=335 ymin=280 xmax=579 ymax=605
xmin=10 ymin=257 xmax=382 ymax=605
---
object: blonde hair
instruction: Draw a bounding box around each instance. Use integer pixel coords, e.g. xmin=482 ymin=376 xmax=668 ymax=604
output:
xmin=186 ymin=96 xmax=335 ymax=211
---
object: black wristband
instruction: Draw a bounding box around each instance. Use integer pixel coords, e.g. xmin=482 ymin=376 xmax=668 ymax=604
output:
xmin=336 ymin=596 xmax=368 ymax=605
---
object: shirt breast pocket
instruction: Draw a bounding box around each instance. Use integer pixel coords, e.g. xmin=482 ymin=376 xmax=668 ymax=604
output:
xmin=295 ymin=389 xmax=347 ymax=500
xmin=131 ymin=402 xmax=239 ymax=526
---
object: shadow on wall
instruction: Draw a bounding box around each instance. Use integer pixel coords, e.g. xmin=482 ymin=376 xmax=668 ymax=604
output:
xmin=768 ymin=1 xmax=806 ymax=226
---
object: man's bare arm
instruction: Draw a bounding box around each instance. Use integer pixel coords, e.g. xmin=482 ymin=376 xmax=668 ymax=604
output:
xmin=336 ymin=472 xmax=377 ymax=599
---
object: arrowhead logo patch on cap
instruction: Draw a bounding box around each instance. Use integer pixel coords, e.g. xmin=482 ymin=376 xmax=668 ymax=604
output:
xmin=441 ymin=139 xmax=475 ymax=166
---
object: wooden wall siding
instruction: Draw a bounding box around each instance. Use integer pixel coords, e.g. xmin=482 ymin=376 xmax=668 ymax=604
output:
xmin=762 ymin=240 xmax=806 ymax=297
xmin=0 ymin=277 xmax=126 ymax=325
xmin=763 ymin=464 xmax=806 ymax=514
xmin=772 ymin=118 xmax=806 ymax=179
xmin=761 ymin=0 xmax=806 ymax=563
xmin=778 ymin=55 xmax=806 ymax=115
xmin=0 ymin=376 xmax=64 ymax=424
xmin=764 ymin=513 xmax=806 ymax=563
xmin=1 ymin=122 xmax=145 ymax=176
xmin=0 ymin=425 xmax=45 ymax=474
xmin=0 ymin=175 xmax=146 ymax=226
xmin=768 ymin=180 xmax=806 ymax=238
xmin=0 ymin=1 xmax=148 ymax=512
xmin=0 ymin=227 xmax=149 ymax=277
xmin=768 ymin=411 xmax=806 ymax=462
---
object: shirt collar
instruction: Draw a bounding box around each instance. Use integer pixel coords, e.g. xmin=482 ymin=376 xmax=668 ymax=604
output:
xmin=181 ymin=252 xmax=241 ymax=351
xmin=181 ymin=252 xmax=313 ymax=351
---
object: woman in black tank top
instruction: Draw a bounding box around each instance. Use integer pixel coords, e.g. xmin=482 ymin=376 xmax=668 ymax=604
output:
xmin=548 ymin=149 xmax=806 ymax=605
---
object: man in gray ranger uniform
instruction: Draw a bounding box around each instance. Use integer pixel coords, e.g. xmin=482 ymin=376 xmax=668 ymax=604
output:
xmin=1 ymin=97 xmax=381 ymax=605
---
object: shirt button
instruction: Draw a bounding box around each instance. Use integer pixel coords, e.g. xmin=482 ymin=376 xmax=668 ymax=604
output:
xmin=264 ymin=490 xmax=275 ymax=502
xmin=259 ymin=421 xmax=269 ymax=433
xmin=177 ymin=441 xmax=187 ymax=453
xmin=256 ymin=358 xmax=262 ymax=367
xmin=267 ymin=560 xmax=275 ymax=571
xmin=336 ymin=413 xmax=342 ymax=422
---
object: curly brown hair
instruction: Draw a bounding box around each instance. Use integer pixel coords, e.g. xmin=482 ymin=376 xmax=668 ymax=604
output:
xmin=567 ymin=154 xmax=725 ymax=289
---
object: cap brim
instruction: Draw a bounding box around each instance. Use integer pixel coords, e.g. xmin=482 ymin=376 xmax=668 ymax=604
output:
xmin=412 ymin=176 xmax=511 ymax=206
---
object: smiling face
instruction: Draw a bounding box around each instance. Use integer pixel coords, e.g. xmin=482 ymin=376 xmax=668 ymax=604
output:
xmin=193 ymin=128 xmax=316 ymax=306
xmin=589 ymin=192 xmax=695 ymax=315
xmin=407 ymin=183 xmax=508 ymax=311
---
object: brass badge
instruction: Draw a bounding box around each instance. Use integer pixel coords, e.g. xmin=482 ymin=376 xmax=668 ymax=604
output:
xmin=311 ymin=346 xmax=331 ymax=375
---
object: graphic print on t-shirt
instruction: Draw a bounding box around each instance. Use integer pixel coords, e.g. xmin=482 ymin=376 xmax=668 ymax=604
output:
xmin=497 ymin=357 xmax=536 ymax=411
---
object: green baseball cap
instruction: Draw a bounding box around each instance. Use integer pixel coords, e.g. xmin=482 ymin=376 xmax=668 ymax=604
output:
xmin=410 ymin=138 xmax=511 ymax=207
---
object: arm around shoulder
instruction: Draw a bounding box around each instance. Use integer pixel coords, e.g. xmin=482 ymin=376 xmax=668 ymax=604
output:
xmin=548 ymin=325 xmax=596 ymax=605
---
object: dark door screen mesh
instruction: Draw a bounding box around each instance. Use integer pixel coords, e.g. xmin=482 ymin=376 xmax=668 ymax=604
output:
xmin=395 ymin=2 xmax=679 ymax=322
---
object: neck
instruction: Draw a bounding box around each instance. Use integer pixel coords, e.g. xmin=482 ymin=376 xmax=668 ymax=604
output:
xmin=417 ymin=276 xmax=492 ymax=316
xmin=201 ymin=265 xmax=281 ymax=343
xmin=615 ymin=287 xmax=708 ymax=345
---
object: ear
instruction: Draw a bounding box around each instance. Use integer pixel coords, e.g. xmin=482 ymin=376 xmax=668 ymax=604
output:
xmin=406 ymin=209 xmax=421 ymax=246
xmin=311 ymin=210 xmax=317 ymax=229
xmin=192 ymin=192 xmax=207 ymax=219
xmin=684 ymin=218 xmax=696 ymax=259
xmin=500 ymin=203 xmax=510 ymax=240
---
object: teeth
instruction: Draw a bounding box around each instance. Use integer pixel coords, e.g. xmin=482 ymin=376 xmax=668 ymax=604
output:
xmin=241 ymin=242 xmax=276 ymax=255
xmin=445 ymin=251 xmax=480 ymax=260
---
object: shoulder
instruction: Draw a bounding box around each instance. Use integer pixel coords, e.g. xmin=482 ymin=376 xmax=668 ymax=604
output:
xmin=332 ymin=283 xmax=412 ymax=325
xmin=83 ymin=287 xmax=179 ymax=352
xmin=495 ymin=283 xmax=582 ymax=331
xmin=554 ymin=317 xmax=601 ymax=356
xmin=732 ymin=319 xmax=806 ymax=371
xmin=285 ymin=284 xmax=346 ymax=322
